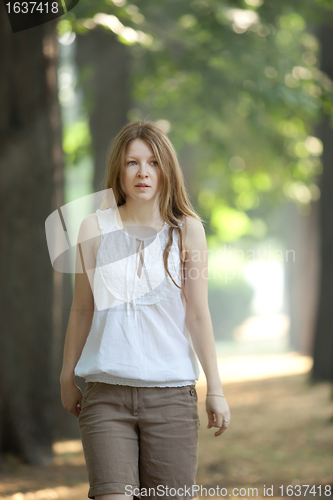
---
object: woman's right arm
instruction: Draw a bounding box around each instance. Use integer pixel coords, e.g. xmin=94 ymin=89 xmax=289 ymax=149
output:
xmin=60 ymin=214 xmax=99 ymax=417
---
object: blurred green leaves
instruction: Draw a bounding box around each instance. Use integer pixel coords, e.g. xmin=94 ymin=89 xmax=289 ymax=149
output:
xmin=211 ymin=203 xmax=252 ymax=242
xmin=57 ymin=0 xmax=333 ymax=242
xmin=62 ymin=120 xmax=92 ymax=166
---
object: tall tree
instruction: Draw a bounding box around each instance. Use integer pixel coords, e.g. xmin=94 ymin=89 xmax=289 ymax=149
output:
xmin=0 ymin=6 xmax=63 ymax=464
xmin=311 ymin=23 xmax=333 ymax=382
xmin=75 ymin=27 xmax=132 ymax=193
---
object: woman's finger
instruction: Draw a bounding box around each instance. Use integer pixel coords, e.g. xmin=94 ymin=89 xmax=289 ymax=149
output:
xmin=214 ymin=419 xmax=230 ymax=436
xmin=207 ymin=411 xmax=216 ymax=428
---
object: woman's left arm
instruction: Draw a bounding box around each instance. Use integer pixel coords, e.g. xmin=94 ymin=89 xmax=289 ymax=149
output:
xmin=183 ymin=216 xmax=231 ymax=436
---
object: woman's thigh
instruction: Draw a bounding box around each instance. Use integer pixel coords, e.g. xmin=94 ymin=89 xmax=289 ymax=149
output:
xmin=79 ymin=383 xmax=140 ymax=499
xmin=137 ymin=385 xmax=200 ymax=498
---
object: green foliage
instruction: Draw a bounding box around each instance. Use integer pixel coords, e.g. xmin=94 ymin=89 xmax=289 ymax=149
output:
xmin=57 ymin=0 xmax=333 ymax=242
xmin=130 ymin=0 xmax=333 ymax=230
xmin=62 ymin=120 xmax=92 ymax=167
xmin=211 ymin=203 xmax=252 ymax=242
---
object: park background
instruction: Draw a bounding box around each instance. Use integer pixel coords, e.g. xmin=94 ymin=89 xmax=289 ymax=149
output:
xmin=1 ymin=0 xmax=333 ymax=498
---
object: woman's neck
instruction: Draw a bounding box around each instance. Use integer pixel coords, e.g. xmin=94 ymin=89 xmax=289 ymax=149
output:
xmin=118 ymin=201 xmax=164 ymax=228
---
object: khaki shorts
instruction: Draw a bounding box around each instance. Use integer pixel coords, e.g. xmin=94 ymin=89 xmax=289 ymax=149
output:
xmin=78 ymin=382 xmax=200 ymax=500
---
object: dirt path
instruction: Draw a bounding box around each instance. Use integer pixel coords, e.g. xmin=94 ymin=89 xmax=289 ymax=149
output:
xmin=0 ymin=370 xmax=332 ymax=500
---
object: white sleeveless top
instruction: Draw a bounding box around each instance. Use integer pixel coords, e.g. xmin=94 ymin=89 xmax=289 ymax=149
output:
xmin=74 ymin=207 xmax=201 ymax=387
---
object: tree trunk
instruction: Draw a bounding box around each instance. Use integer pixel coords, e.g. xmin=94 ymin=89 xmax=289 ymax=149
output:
xmin=75 ymin=27 xmax=132 ymax=193
xmin=310 ymin=24 xmax=333 ymax=383
xmin=285 ymin=201 xmax=320 ymax=356
xmin=0 ymin=5 xmax=63 ymax=464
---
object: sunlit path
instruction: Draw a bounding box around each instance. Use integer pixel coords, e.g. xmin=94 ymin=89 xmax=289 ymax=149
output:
xmin=197 ymin=351 xmax=313 ymax=386
xmin=1 ymin=354 xmax=330 ymax=500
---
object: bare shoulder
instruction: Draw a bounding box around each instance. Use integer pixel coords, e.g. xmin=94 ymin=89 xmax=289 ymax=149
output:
xmin=182 ymin=215 xmax=207 ymax=251
xmin=78 ymin=213 xmax=100 ymax=239
xmin=77 ymin=213 xmax=101 ymax=260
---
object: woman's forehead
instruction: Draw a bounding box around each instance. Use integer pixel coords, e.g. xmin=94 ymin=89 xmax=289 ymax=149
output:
xmin=126 ymin=138 xmax=155 ymax=156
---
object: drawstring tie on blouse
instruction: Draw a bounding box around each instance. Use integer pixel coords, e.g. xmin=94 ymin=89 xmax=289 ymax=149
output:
xmin=126 ymin=297 xmax=138 ymax=323
xmin=125 ymin=236 xmax=143 ymax=326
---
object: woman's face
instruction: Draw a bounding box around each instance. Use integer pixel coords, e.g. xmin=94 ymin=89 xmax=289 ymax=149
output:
xmin=122 ymin=139 xmax=161 ymax=204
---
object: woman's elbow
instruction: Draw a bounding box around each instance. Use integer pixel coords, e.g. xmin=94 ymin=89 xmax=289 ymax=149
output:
xmin=185 ymin=303 xmax=210 ymax=325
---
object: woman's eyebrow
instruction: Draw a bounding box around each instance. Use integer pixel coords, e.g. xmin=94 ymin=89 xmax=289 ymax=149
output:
xmin=125 ymin=155 xmax=157 ymax=159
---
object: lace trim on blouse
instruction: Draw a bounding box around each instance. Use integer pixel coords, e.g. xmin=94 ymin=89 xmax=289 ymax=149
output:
xmin=85 ymin=372 xmax=196 ymax=387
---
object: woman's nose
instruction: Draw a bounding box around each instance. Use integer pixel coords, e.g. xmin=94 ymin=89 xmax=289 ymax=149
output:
xmin=137 ymin=162 xmax=149 ymax=175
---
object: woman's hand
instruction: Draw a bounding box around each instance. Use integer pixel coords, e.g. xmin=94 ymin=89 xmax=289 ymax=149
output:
xmin=60 ymin=379 xmax=83 ymax=418
xmin=206 ymin=395 xmax=230 ymax=436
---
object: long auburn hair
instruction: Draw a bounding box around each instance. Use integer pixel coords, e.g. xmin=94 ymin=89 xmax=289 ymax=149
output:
xmin=100 ymin=120 xmax=203 ymax=302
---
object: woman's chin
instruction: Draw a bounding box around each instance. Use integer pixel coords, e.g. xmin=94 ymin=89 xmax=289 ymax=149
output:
xmin=128 ymin=192 xmax=157 ymax=203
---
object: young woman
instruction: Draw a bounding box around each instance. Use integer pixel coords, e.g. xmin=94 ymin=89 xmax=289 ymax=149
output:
xmin=60 ymin=120 xmax=230 ymax=500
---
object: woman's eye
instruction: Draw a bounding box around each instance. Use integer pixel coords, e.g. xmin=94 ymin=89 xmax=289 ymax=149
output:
xmin=127 ymin=160 xmax=158 ymax=166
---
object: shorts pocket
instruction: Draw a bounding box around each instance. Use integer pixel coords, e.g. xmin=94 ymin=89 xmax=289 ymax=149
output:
xmin=81 ymin=381 xmax=99 ymax=406
xmin=180 ymin=384 xmax=198 ymax=402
